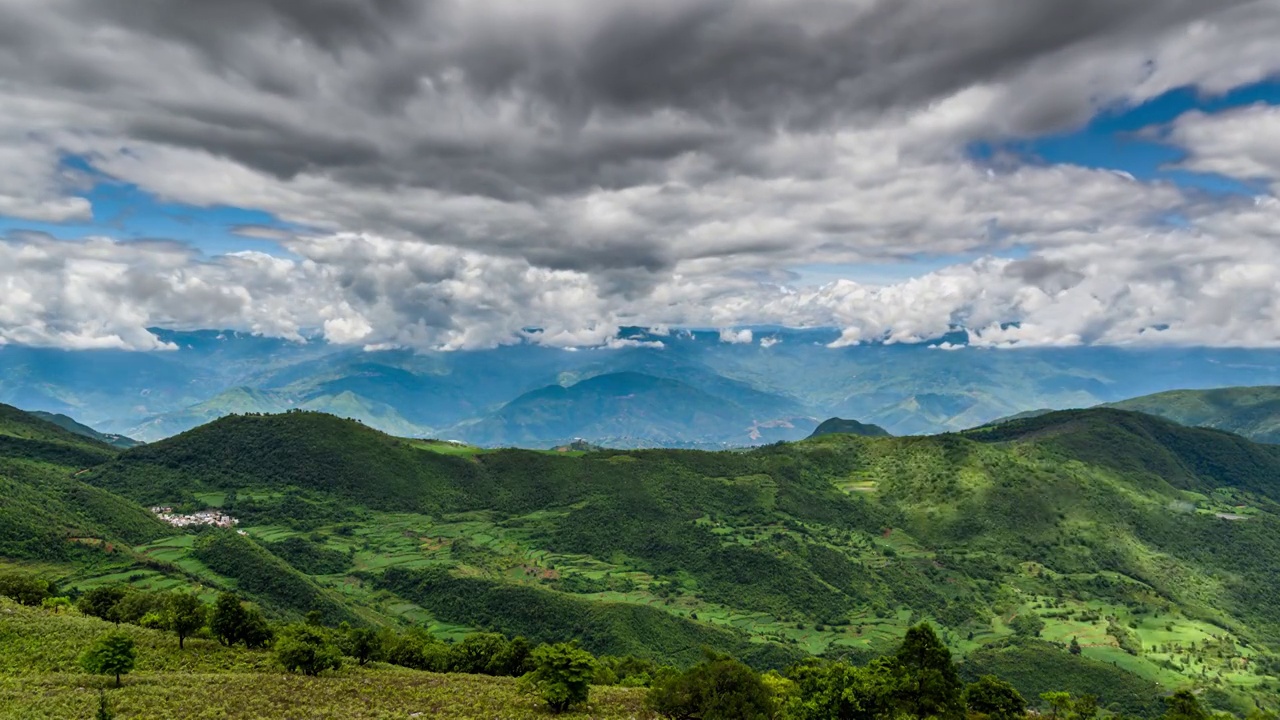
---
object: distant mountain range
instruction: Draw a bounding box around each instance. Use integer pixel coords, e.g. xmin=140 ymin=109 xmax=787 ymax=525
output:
xmin=5 ymin=327 xmax=1280 ymax=447
xmin=28 ymin=411 xmax=141 ymax=448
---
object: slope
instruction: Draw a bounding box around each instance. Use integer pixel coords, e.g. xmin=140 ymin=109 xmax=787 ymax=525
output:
xmin=29 ymin=410 xmax=141 ymax=448
xmin=0 ymin=404 xmax=169 ymax=561
xmin=455 ymin=371 xmax=790 ymax=447
xmin=1105 ymin=386 xmax=1280 ymax=444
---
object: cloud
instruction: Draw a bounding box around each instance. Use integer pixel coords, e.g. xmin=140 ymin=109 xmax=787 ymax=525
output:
xmin=719 ymin=328 xmax=754 ymax=344
xmin=0 ymin=0 xmax=1278 ymax=349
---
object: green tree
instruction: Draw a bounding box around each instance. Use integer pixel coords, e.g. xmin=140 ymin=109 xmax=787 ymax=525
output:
xmin=80 ymin=631 xmax=137 ymax=687
xmin=240 ymin=603 xmax=274 ymax=649
xmin=0 ymin=572 xmax=54 ymax=606
xmin=344 ymin=626 xmax=382 ymax=666
xmin=210 ymin=591 xmax=248 ymax=646
xmin=966 ymin=675 xmax=1027 ymax=720
xmin=893 ymin=623 xmax=964 ymax=720
xmin=786 ymin=658 xmax=898 ymax=720
xmin=95 ymin=691 xmax=114 ymax=720
xmin=1163 ymin=690 xmax=1209 ymax=720
xmin=275 ymin=624 xmax=342 ymax=676
xmin=522 ymin=642 xmax=596 ymax=713
xmin=1010 ymin=613 xmax=1046 ymax=639
xmin=647 ymin=652 xmax=775 ymax=720
xmin=1069 ymin=636 xmax=1082 ymax=655
xmin=165 ymin=592 xmax=207 ymax=650
xmin=1041 ymin=691 xmax=1073 ymax=719
xmin=77 ymin=586 xmax=129 ymax=623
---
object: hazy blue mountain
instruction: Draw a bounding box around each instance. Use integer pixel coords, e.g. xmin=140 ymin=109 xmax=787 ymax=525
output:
xmin=6 ymin=327 xmax=1280 ymax=446
xmin=28 ymin=411 xmax=142 ymax=448
xmin=452 ymin=371 xmax=814 ymax=448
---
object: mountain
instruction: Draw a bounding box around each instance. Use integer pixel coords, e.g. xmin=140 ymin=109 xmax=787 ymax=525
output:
xmin=453 ymin=371 xmax=814 ymax=448
xmin=807 ymin=417 xmax=891 ymax=439
xmin=0 ymin=404 xmax=168 ymax=561
xmin=29 ymin=410 xmax=141 ymax=448
xmin=8 ymin=328 xmax=1280 ymax=446
xmin=1104 ymin=386 xmax=1280 ymax=444
xmin=10 ymin=407 xmax=1264 ymax=712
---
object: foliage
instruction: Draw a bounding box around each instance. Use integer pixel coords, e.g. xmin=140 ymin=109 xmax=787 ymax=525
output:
xmin=165 ymin=592 xmax=207 ymax=649
xmin=1163 ymin=690 xmax=1210 ymax=720
xmin=520 ymin=642 xmax=596 ymax=712
xmin=646 ymin=652 xmax=777 ymax=720
xmin=0 ymin=571 xmax=55 ymax=606
xmin=892 ymin=623 xmax=964 ymax=720
xmin=966 ymin=675 xmax=1027 ymax=720
xmin=80 ymin=631 xmax=137 ymax=687
xmin=274 ymin=623 xmax=343 ymax=676
xmin=784 ymin=658 xmax=900 ymax=720
xmin=193 ymin=530 xmax=354 ymax=624
xmin=1010 ymin=613 xmax=1045 ymax=638
xmin=78 ymin=586 xmax=131 ymax=623
xmin=209 ymin=592 xmax=274 ymax=649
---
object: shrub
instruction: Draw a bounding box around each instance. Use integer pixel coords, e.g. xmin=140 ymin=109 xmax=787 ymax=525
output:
xmin=275 ymin=624 xmax=343 ymax=676
xmin=646 ymin=652 xmax=775 ymax=720
xmin=80 ymin=631 xmax=137 ymax=687
xmin=521 ymin=642 xmax=596 ymax=713
xmin=343 ymin=626 xmax=382 ymax=666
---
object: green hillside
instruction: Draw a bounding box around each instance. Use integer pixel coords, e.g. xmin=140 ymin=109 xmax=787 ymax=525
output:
xmin=3 ymin=405 xmax=1279 ymax=713
xmin=29 ymin=410 xmax=141 ymax=448
xmin=1105 ymin=386 xmax=1280 ymax=444
xmin=807 ymin=417 xmax=891 ymax=439
xmin=0 ymin=404 xmax=168 ymax=562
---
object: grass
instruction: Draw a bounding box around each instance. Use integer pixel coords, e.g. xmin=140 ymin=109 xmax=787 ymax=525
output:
xmin=0 ymin=672 xmax=651 ymax=720
xmin=0 ymin=599 xmax=649 ymax=720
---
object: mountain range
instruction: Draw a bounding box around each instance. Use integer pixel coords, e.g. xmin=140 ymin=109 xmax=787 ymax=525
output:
xmin=3 ymin=399 xmax=1279 ymax=714
xmin=5 ymin=328 xmax=1280 ymax=447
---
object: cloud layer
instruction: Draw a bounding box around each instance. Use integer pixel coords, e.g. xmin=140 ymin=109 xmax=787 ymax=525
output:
xmin=0 ymin=0 xmax=1278 ymax=349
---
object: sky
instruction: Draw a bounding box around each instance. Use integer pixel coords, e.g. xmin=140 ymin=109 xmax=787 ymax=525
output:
xmin=1 ymin=0 xmax=1279 ymax=352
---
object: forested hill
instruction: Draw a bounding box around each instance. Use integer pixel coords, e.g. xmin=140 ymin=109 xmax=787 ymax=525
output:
xmin=6 ymin=406 xmax=1280 ymax=713
xmin=1103 ymin=386 xmax=1280 ymax=444
xmin=807 ymin=417 xmax=891 ymax=439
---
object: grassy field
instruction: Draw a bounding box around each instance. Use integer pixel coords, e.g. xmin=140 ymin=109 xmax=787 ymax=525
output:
xmin=0 ymin=598 xmax=650 ymax=720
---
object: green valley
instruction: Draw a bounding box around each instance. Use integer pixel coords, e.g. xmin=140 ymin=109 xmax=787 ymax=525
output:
xmin=2 ymin=402 xmax=1279 ymax=716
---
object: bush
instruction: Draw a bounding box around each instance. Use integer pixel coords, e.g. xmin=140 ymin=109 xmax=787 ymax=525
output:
xmin=275 ymin=624 xmax=343 ymax=676
xmin=646 ymin=653 xmax=775 ymax=720
xmin=80 ymin=631 xmax=137 ymax=687
xmin=166 ymin=592 xmax=208 ymax=649
xmin=521 ymin=642 xmax=596 ymax=713
xmin=210 ymin=592 xmax=273 ymax=648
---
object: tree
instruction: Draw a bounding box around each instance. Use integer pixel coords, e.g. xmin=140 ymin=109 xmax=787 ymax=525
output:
xmin=0 ymin=572 xmax=54 ymax=606
xmin=647 ymin=652 xmax=775 ymax=720
xmin=342 ymin=625 xmax=381 ymax=666
xmin=210 ymin=592 xmax=248 ymax=646
xmin=80 ymin=631 xmax=137 ymax=687
xmin=522 ymin=642 xmax=596 ymax=713
xmin=1069 ymin=636 xmax=1082 ymax=655
xmin=1163 ymin=690 xmax=1209 ymax=720
xmin=77 ymin=586 xmax=129 ymax=623
xmin=1041 ymin=691 xmax=1073 ymax=720
xmin=95 ymin=691 xmax=114 ymax=720
xmin=786 ymin=658 xmax=898 ymax=720
xmin=1011 ymin=613 xmax=1046 ymax=639
xmin=275 ymin=624 xmax=342 ymax=676
xmin=893 ymin=623 xmax=965 ymax=720
xmin=240 ymin=603 xmax=274 ymax=649
xmin=166 ymin=592 xmax=207 ymax=650
xmin=966 ymin=675 xmax=1027 ymax=720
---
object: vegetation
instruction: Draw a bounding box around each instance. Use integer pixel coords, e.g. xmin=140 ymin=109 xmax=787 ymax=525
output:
xmin=4 ymin=403 xmax=1280 ymax=716
xmin=520 ymin=642 xmax=597 ymax=712
xmin=274 ymin=623 xmax=344 ymax=676
xmin=80 ymin=631 xmax=137 ymax=687
xmin=807 ymin=417 xmax=892 ymax=439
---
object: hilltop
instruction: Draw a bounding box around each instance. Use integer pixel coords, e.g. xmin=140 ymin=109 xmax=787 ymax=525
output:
xmin=3 ymin=405 xmax=1279 ymax=712
xmin=29 ymin=410 xmax=141 ymax=448
xmin=1104 ymin=386 xmax=1280 ymax=444
xmin=806 ymin=417 xmax=891 ymax=439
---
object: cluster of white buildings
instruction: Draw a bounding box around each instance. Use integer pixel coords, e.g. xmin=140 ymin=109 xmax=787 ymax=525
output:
xmin=150 ymin=506 xmax=240 ymax=528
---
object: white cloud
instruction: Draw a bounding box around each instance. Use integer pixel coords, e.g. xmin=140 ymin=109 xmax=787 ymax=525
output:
xmin=719 ymin=328 xmax=754 ymax=344
xmin=1168 ymin=104 xmax=1280 ymax=192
